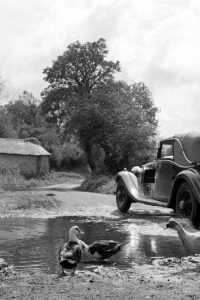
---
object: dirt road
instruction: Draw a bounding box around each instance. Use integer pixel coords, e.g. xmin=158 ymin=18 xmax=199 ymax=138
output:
xmin=37 ymin=181 xmax=173 ymax=219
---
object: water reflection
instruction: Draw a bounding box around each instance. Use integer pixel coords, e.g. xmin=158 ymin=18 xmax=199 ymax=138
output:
xmin=124 ymin=222 xmax=189 ymax=263
xmin=0 ymin=216 xmax=189 ymax=274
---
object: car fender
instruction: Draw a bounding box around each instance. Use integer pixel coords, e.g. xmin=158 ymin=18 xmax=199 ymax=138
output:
xmin=169 ymin=168 xmax=200 ymax=208
xmin=116 ymin=170 xmax=145 ymax=202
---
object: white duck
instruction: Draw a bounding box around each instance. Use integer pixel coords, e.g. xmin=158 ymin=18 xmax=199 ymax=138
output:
xmin=80 ymin=239 xmax=129 ymax=261
xmin=166 ymin=218 xmax=200 ymax=254
xmin=59 ymin=226 xmax=84 ymax=276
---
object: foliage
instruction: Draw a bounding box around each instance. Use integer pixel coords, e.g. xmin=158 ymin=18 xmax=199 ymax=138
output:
xmin=49 ymin=145 xmax=63 ymax=169
xmin=0 ymin=106 xmax=17 ymax=138
xmin=43 ymin=38 xmax=120 ymax=94
xmin=2 ymin=91 xmax=68 ymax=169
xmin=41 ymin=38 xmax=120 ymax=128
xmin=6 ymin=91 xmax=47 ymax=139
xmin=0 ymin=38 xmax=159 ymax=176
xmin=0 ymin=161 xmax=25 ymax=190
xmin=0 ymin=161 xmax=84 ymax=191
xmin=61 ymin=141 xmax=87 ymax=169
xmin=41 ymin=38 xmax=158 ymax=173
xmin=47 ymin=140 xmax=87 ymax=170
xmin=78 ymin=174 xmax=116 ymax=194
xmin=66 ymin=80 xmax=158 ymax=173
xmin=0 ymin=89 xmax=87 ymax=170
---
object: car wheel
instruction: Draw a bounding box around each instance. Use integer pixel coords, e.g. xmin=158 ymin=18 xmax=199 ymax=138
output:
xmin=116 ymin=180 xmax=131 ymax=212
xmin=176 ymin=182 xmax=200 ymax=227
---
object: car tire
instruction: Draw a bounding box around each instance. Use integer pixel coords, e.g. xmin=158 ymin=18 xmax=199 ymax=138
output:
xmin=116 ymin=180 xmax=131 ymax=212
xmin=176 ymin=182 xmax=200 ymax=228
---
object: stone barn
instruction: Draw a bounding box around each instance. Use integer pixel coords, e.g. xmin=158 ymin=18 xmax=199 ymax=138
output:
xmin=0 ymin=138 xmax=51 ymax=177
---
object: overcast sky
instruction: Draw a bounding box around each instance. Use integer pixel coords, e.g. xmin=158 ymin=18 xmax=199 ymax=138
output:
xmin=0 ymin=0 xmax=200 ymax=137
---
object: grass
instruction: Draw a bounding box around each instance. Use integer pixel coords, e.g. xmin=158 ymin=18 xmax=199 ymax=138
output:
xmin=0 ymin=167 xmax=85 ymax=217
xmin=24 ymin=170 xmax=84 ymax=188
xmin=0 ymin=168 xmax=84 ymax=191
xmin=78 ymin=174 xmax=116 ymax=194
xmin=0 ymin=162 xmax=115 ymax=219
xmin=0 ymin=189 xmax=62 ymax=218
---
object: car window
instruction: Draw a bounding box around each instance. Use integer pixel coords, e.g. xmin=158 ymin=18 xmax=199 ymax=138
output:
xmin=160 ymin=143 xmax=174 ymax=159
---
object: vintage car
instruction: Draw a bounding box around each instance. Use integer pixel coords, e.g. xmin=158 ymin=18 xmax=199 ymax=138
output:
xmin=115 ymin=132 xmax=200 ymax=228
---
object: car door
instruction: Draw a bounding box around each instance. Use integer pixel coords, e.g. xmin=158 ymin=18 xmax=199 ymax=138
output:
xmin=152 ymin=141 xmax=177 ymax=202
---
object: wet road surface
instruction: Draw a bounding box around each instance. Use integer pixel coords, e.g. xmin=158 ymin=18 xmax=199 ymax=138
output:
xmin=0 ymin=214 xmax=189 ymax=274
xmin=0 ymin=182 xmax=190 ymax=274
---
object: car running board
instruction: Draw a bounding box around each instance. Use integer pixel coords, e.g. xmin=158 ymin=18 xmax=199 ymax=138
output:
xmin=131 ymin=195 xmax=167 ymax=207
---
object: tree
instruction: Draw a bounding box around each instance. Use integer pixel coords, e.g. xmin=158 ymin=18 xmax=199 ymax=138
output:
xmin=6 ymin=91 xmax=47 ymax=139
xmin=108 ymin=81 xmax=158 ymax=171
xmin=41 ymin=38 xmax=120 ymax=128
xmin=66 ymin=80 xmax=158 ymax=173
xmin=0 ymin=106 xmax=17 ymax=138
xmin=41 ymin=38 xmax=159 ymax=173
xmin=0 ymin=77 xmax=17 ymax=138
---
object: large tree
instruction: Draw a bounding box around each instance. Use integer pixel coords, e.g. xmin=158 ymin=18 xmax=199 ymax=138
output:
xmin=41 ymin=38 xmax=120 ymax=128
xmin=65 ymin=80 xmax=158 ymax=173
xmin=41 ymin=38 xmax=158 ymax=173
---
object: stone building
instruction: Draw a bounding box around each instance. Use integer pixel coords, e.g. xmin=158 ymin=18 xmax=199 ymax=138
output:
xmin=0 ymin=138 xmax=51 ymax=177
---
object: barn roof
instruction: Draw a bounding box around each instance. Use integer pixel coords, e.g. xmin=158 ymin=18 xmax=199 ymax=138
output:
xmin=0 ymin=138 xmax=51 ymax=156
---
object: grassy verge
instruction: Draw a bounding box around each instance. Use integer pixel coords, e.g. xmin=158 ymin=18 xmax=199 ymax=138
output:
xmin=0 ymin=168 xmax=84 ymax=191
xmin=23 ymin=170 xmax=84 ymax=188
xmin=77 ymin=174 xmax=116 ymax=194
xmin=0 ymin=168 xmax=84 ymax=218
xmin=0 ymin=190 xmax=61 ymax=218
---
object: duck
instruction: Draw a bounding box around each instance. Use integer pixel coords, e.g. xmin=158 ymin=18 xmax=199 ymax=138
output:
xmin=59 ymin=226 xmax=84 ymax=276
xmin=80 ymin=239 xmax=129 ymax=261
xmin=166 ymin=218 xmax=200 ymax=254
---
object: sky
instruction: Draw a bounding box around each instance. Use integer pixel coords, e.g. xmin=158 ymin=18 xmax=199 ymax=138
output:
xmin=0 ymin=0 xmax=200 ymax=137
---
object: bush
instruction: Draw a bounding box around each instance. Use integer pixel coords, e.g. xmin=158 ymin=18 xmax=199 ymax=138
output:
xmin=0 ymin=162 xmax=26 ymax=190
xmin=49 ymin=145 xmax=63 ymax=169
xmin=49 ymin=141 xmax=87 ymax=170
xmin=78 ymin=174 xmax=116 ymax=194
xmin=61 ymin=142 xmax=87 ymax=169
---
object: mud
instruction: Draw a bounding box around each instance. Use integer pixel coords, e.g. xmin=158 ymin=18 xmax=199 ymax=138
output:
xmin=0 ymin=182 xmax=200 ymax=299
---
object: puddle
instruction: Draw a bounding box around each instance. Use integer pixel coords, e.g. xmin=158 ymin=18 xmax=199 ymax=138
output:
xmin=0 ymin=216 xmax=189 ymax=274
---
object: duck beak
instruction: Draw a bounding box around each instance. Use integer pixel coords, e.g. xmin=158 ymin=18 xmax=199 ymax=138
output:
xmin=78 ymin=229 xmax=84 ymax=235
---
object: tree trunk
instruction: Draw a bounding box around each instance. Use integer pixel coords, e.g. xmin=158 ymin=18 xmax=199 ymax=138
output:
xmin=85 ymin=144 xmax=96 ymax=173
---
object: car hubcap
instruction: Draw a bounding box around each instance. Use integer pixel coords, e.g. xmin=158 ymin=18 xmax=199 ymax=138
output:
xmin=179 ymin=200 xmax=185 ymax=210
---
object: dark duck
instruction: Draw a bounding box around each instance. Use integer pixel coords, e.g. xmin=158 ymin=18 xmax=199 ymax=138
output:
xmin=59 ymin=226 xmax=84 ymax=276
xmin=80 ymin=239 xmax=129 ymax=261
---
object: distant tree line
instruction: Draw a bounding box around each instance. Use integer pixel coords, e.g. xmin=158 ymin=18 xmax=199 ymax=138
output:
xmin=0 ymin=38 xmax=158 ymax=174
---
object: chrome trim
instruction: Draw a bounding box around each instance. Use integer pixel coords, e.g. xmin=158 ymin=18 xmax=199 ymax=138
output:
xmin=160 ymin=137 xmax=195 ymax=165
xmin=157 ymin=158 xmax=194 ymax=169
xmin=173 ymin=137 xmax=193 ymax=164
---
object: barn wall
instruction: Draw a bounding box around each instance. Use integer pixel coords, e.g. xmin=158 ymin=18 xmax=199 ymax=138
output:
xmin=0 ymin=154 xmax=49 ymax=176
xmin=37 ymin=156 xmax=50 ymax=174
